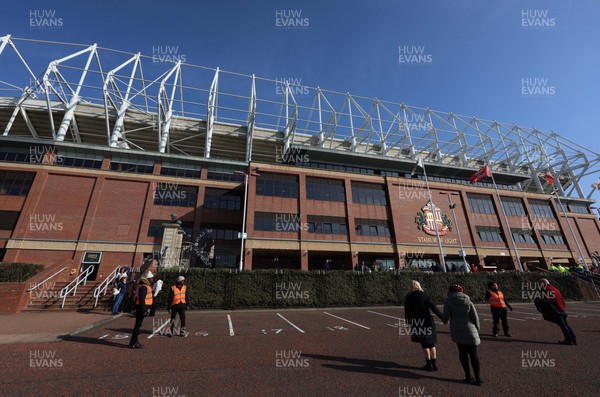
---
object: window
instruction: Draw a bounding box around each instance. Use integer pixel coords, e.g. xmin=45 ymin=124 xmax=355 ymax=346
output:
xmin=501 ymin=197 xmax=526 ymax=217
xmin=0 ymin=147 xmax=39 ymax=164
xmin=570 ymin=204 xmax=589 ymax=214
xmin=207 ymin=165 xmax=245 ymax=182
xmin=110 ymin=156 xmax=154 ymax=174
xmin=208 ymin=227 xmax=240 ymax=241
xmin=55 ymin=150 xmax=103 ymax=169
xmin=254 ymin=212 xmax=300 ymax=232
xmin=214 ymin=254 xmax=237 ymax=268
xmin=0 ymin=171 xmax=35 ymax=196
xmin=0 ymin=211 xmax=20 ymax=231
xmin=256 ymin=173 xmax=299 ymax=198
xmin=153 ymin=185 xmax=198 ymax=207
xmin=468 ymin=193 xmax=496 ymax=214
xmin=204 ymin=189 xmax=242 ymax=210
xmin=307 ymin=215 xmax=348 ymax=235
xmin=351 ymin=182 xmax=387 ymax=205
xmin=540 ymin=230 xmax=566 ymax=245
xmin=529 ymin=200 xmax=555 ymax=218
xmin=476 ymin=226 xmax=504 ymax=242
xmin=160 ymin=161 xmax=201 ymax=179
xmin=355 ymin=218 xmax=392 ymax=236
xmin=306 ymin=177 xmax=345 ymax=202
xmin=511 ymin=229 xmax=536 ymax=244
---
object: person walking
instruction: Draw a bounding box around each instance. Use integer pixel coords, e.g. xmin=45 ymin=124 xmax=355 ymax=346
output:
xmin=485 ymin=282 xmax=513 ymax=337
xmin=442 ymin=284 xmax=482 ymax=386
xmin=129 ymin=277 xmax=153 ymax=349
xmin=167 ymin=276 xmax=189 ymax=337
xmin=534 ymin=278 xmax=577 ymax=345
xmin=149 ymin=276 xmax=163 ymax=317
xmin=404 ymin=280 xmax=443 ymax=371
xmin=111 ymin=275 xmax=127 ymax=315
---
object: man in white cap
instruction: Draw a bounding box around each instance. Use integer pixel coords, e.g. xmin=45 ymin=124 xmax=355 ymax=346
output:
xmin=167 ymin=276 xmax=189 ymax=337
xmin=149 ymin=274 xmax=163 ymax=317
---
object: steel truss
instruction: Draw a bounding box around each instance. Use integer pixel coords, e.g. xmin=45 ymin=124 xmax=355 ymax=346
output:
xmin=0 ymin=35 xmax=598 ymax=199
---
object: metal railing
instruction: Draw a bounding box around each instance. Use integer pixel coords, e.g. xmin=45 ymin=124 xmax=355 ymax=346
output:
xmin=93 ymin=266 xmax=121 ymax=308
xmin=59 ymin=266 xmax=94 ymax=308
xmin=26 ymin=267 xmax=67 ymax=292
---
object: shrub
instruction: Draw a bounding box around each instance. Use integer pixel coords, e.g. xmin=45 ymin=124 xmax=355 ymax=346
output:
xmin=0 ymin=262 xmax=44 ymax=282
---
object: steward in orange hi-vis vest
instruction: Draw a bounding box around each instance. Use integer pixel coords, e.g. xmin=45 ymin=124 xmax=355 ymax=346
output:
xmin=129 ymin=277 xmax=153 ymax=349
xmin=487 ymin=290 xmax=506 ymax=308
xmin=485 ymin=282 xmax=512 ymax=337
xmin=171 ymin=285 xmax=187 ymax=305
xmin=136 ymin=284 xmax=153 ymax=306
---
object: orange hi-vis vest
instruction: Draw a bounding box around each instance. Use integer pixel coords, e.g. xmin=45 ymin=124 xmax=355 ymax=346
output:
xmin=135 ymin=284 xmax=153 ymax=306
xmin=172 ymin=285 xmax=187 ymax=305
xmin=488 ymin=290 xmax=506 ymax=308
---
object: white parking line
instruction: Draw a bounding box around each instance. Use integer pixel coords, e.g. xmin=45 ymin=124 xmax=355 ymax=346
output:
xmin=227 ymin=314 xmax=235 ymax=336
xmin=367 ymin=310 xmax=401 ymax=320
xmin=98 ymin=334 xmax=109 ymax=340
xmin=323 ymin=312 xmax=370 ymax=329
xmin=148 ymin=318 xmax=170 ymax=339
xmin=277 ymin=313 xmax=305 ymax=333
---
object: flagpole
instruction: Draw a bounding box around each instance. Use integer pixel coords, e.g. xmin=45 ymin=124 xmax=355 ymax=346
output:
xmin=551 ymin=185 xmax=589 ymax=271
xmin=489 ymin=170 xmax=524 ymax=272
xmin=421 ymin=159 xmax=447 ymax=273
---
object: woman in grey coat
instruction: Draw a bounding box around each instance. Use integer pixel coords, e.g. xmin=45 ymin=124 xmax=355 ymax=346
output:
xmin=404 ymin=280 xmax=443 ymax=371
xmin=442 ymin=284 xmax=482 ymax=385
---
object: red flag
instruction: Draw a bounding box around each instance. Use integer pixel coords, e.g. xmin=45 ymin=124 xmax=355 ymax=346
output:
xmin=545 ymin=172 xmax=555 ymax=185
xmin=470 ymin=165 xmax=491 ymax=184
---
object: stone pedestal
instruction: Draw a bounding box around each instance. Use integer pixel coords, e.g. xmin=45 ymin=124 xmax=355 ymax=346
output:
xmin=160 ymin=223 xmax=184 ymax=270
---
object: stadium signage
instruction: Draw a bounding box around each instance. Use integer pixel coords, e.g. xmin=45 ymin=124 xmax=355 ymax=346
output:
xmin=415 ymin=203 xmax=451 ymax=236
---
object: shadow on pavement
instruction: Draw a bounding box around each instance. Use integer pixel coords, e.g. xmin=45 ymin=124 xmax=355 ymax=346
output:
xmin=106 ymin=328 xmax=152 ymax=335
xmin=479 ymin=336 xmax=557 ymax=345
xmin=302 ymin=353 xmax=467 ymax=384
xmin=58 ymin=335 xmax=131 ymax=349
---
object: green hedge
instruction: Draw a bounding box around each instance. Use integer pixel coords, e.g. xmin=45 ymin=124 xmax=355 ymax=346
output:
xmin=150 ymin=269 xmax=583 ymax=310
xmin=0 ymin=262 xmax=44 ymax=282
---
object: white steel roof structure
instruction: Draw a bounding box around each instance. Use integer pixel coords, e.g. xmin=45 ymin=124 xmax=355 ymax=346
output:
xmin=0 ymin=35 xmax=598 ymax=199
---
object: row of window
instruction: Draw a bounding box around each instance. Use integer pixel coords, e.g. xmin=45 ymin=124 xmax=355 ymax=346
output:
xmin=475 ymin=226 xmax=565 ymax=245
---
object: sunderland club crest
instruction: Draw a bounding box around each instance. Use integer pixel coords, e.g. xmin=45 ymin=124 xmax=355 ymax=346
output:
xmin=416 ymin=202 xmax=452 ymax=236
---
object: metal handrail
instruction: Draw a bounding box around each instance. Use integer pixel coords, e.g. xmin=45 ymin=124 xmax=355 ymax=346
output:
xmin=59 ymin=265 xmax=94 ymax=308
xmin=26 ymin=267 xmax=67 ymax=292
xmin=93 ymin=266 xmax=121 ymax=308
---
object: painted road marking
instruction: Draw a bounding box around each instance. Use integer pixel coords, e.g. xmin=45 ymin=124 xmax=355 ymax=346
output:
xmin=368 ymin=310 xmax=401 ymax=320
xmin=98 ymin=334 xmax=109 ymax=340
xmin=326 ymin=326 xmax=348 ymax=331
xmin=148 ymin=317 xmax=171 ymax=339
xmin=195 ymin=331 xmax=209 ymax=337
xmin=112 ymin=334 xmax=129 ymax=340
xmin=277 ymin=313 xmax=306 ymax=333
xmin=262 ymin=329 xmax=283 ymax=334
xmin=323 ymin=312 xmax=370 ymax=329
xmin=227 ymin=314 xmax=235 ymax=336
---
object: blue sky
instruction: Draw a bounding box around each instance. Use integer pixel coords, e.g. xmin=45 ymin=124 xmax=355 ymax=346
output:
xmin=1 ymin=0 xmax=599 ymax=202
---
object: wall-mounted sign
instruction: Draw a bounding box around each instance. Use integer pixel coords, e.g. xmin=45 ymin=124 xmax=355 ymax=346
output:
xmin=416 ymin=202 xmax=452 ymax=236
xmin=82 ymin=251 xmax=102 ymax=264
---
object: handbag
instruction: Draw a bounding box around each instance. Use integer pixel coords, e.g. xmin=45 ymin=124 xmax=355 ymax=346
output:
xmin=112 ymin=287 xmax=120 ymax=297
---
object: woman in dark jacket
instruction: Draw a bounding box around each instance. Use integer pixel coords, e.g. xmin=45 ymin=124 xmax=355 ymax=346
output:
xmin=404 ymin=280 xmax=443 ymax=371
xmin=442 ymin=284 xmax=482 ymax=385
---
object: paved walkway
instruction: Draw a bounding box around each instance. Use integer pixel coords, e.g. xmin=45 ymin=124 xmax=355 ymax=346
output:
xmin=0 ymin=311 xmax=120 ymax=344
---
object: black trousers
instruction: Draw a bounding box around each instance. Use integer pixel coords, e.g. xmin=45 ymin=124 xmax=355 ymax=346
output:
xmin=556 ymin=312 xmax=576 ymax=342
xmin=457 ymin=343 xmax=480 ymax=379
xmin=490 ymin=306 xmax=509 ymax=335
xmin=170 ymin=304 xmax=186 ymax=333
xmin=130 ymin=306 xmax=145 ymax=345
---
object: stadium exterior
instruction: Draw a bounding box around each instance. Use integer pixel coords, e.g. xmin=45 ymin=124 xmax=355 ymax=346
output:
xmin=1 ymin=35 xmax=599 ymax=278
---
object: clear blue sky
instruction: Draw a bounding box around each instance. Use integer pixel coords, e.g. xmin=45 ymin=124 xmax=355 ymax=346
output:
xmin=1 ymin=0 xmax=599 ymax=201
